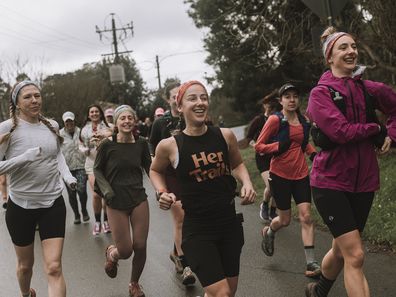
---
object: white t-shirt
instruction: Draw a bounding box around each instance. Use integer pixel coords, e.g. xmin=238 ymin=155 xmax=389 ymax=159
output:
xmin=0 ymin=118 xmax=76 ymax=209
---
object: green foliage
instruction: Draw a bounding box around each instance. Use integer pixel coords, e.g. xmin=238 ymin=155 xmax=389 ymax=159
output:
xmin=363 ymin=152 xmax=396 ymax=246
xmin=185 ymin=0 xmax=396 ymax=120
xmin=41 ymin=57 xmax=145 ymax=125
xmin=240 ymin=147 xmax=396 ymax=249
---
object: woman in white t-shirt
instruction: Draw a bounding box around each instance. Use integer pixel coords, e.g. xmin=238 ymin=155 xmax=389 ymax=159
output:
xmin=79 ymin=104 xmax=113 ymax=235
xmin=0 ymin=80 xmax=76 ymax=297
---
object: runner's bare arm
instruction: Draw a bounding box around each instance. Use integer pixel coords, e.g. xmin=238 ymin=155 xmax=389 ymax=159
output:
xmin=221 ymin=128 xmax=256 ymax=204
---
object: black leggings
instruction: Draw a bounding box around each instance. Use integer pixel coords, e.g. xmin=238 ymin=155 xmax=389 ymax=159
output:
xmin=6 ymin=196 xmax=66 ymax=247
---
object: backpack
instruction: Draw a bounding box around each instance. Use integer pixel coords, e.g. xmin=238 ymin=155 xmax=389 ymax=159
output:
xmin=310 ymin=81 xmax=380 ymax=150
xmin=269 ymin=112 xmax=311 ymax=151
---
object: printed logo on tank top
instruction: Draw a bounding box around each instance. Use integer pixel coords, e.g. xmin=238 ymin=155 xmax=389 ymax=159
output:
xmin=189 ymin=151 xmax=231 ymax=182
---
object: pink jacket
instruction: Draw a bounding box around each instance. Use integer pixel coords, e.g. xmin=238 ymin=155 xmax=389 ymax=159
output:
xmin=307 ymin=70 xmax=396 ymax=192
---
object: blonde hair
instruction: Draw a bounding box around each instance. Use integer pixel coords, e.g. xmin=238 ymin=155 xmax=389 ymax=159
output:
xmin=320 ymin=26 xmax=338 ymax=45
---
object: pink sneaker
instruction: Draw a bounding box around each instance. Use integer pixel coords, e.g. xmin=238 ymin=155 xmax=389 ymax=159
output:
xmin=92 ymin=222 xmax=101 ymax=235
xmin=103 ymin=221 xmax=111 ymax=234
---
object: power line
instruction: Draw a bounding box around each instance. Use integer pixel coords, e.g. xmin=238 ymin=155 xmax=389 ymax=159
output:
xmin=0 ymin=3 xmax=99 ymax=49
xmin=96 ymin=13 xmax=134 ymax=63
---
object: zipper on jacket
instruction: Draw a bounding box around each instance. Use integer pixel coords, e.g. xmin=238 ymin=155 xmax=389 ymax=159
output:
xmin=346 ymin=80 xmax=360 ymax=191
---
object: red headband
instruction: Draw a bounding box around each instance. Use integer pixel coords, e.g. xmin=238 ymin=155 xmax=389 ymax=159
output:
xmin=175 ymin=80 xmax=207 ymax=106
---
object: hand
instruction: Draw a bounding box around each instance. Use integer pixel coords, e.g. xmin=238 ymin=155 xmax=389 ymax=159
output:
xmin=373 ymin=124 xmax=387 ymax=148
xmin=309 ymin=152 xmax=317 ymax=162
xmin=158 ymin=192 xmax=176 ymax=210
xmin=239 ymin=184 xmax=256 ymax=205
xmin=378 ymin=136 xmax=392 ymax=155
xmin=69 ymin=182 xmax=77 ymax=191
xmin=25 ymin=147 xmax=41 ymax=161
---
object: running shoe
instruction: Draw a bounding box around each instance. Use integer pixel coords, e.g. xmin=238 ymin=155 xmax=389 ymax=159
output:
xmin=169 ymin=252 xmax=184 ymax=274
xmin=269 ymin=207 xmax=278 ymax=221
xmin=82 ymin=211 xmax=90 ymax=222
xmin=129 ymin=282 xmax=145 ymax=297
xmin=305 ymin=261 xmax=321 ymax=278
xmin=92 ymin=222 xmax=101 ymax=235
xmin=261 ymin=226 xmax=275 ymax=256
xmin=259 ymin=202 xmax=270 ymax=221
xmin=104 ymin=245 xmax=118 ymax=278
xmin=305 ymin=282 xmax=319 ymax=297
xmin=182 ymin=266 xmax=196 ymax=286
xmin=103 ymin=221 xmax=111 ymax=234
xmin=74 ymin=215 xmax=81 ymax=225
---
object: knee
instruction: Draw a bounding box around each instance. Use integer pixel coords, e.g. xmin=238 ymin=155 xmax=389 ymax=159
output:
xmin=299 ymin=212 xmax=312 ymax=225
xmin=45 ymin=261 xmax=62 ymax=278
xmin=345 ymin=248 xmax=365 ymax=269
xmin=279 ymin=216 xmax=291 ymax=227
xmin=117 ymin=247 xmax=133 ymax=259
xmin=214 ymin=288 xmax=232 ymax=297
xmin=17 ymin=262 xmax=33 ymax=276
xmin=133 ymin=242 xmax=147 ymax=255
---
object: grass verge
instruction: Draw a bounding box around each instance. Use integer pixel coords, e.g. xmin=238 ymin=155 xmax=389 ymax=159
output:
xmin=240 ymin=147 xmax=396 ymax=252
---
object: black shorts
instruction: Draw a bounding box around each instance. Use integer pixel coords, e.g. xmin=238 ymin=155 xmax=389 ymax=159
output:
xmin=312 ymin=187 xmax=374 ymax=238
xmin=268 ymin=173 xmax=311 ymax=210
xmin=255 ymin=153 xmax=271 ymax=173
xmin=6 ymin=196 xmax=66 ymax=247
xmin=181 ymin=219 xmax=244 ymax=287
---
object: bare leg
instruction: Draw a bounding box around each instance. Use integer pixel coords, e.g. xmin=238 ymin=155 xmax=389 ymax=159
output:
xmin=268 ymin=208 xmax=291 ymax=232
xmin=130 ymin=200 xmax=150 ymax=282
xmin=88 ymin=174 xmax=102 ymax=219
xmin=41 ymin=238 xmax=66 ymax=297
xmin=170 ymin=201 xmax=184 ymax=256
xmin=203 ymin=276 xmax=238 ymax=297
xmin=296 ymin=202 xmax=314 ymax=246
xmin=336 ymin=230 xmax=370 ymax=297
xmin=14 ymin=244 xmax=34 ymax=296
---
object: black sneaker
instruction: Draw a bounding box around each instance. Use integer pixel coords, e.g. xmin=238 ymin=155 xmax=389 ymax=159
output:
xmin=261 ymin=226 xmax=275 ymax=256
xmin=74 ymin=216 xmax=81 ymax=225
xmin=269 ymin=207 xmax=278 ymax=221
xmin=259 ymin=203 xmax=269 ymax=221
xmin=305 ymin=282 xmax=319 ymax=297
xmin=82 ymin=211 xmax=90 ymax=222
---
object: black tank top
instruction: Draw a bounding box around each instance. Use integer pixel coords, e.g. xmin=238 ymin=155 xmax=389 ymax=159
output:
xmin=174 ymin=126 xmax=237 ymax=221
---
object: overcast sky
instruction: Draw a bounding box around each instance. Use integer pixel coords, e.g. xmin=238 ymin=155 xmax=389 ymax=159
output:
xmin=0 ymin=0 xmax=214 ymax=90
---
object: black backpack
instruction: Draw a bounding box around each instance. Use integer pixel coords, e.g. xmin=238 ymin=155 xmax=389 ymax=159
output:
xmin=311 ymin=81 xmax=383 ymax=150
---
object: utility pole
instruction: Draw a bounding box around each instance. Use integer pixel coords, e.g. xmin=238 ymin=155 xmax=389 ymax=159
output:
xmin=155 ymin=55 xmax=162 ymax=90
xmin=95 ymin=13 xmax=134 ymax=63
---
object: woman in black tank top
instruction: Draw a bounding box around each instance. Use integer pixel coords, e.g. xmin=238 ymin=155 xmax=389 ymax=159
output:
xmin=150 ymin=80 xmax=256 ymax=296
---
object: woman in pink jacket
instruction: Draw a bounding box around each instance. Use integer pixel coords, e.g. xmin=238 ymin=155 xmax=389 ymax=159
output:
xmin=305 ymin=27 xmax=396 ymax=297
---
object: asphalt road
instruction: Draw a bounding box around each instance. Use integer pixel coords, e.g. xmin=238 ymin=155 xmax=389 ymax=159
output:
xmin=0 ymin=126 xmax=395 ymax=297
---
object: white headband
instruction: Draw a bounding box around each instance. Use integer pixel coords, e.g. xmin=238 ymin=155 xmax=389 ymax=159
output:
xmin=11 ymin=80 xmax=39 ymax=106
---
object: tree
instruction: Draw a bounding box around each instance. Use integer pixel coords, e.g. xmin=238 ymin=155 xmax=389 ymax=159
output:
xmin=41 ymin=57 xmax=146 ymax=125
xmin=185 ymin=0 xmax=396 ymax=119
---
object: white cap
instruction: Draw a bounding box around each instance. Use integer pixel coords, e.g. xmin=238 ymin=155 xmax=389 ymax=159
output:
xmin=62 ymin=111 xmax=75 ymax=122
